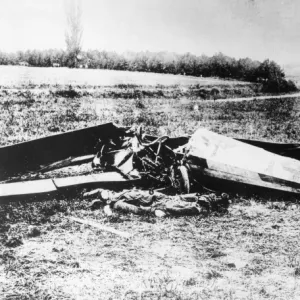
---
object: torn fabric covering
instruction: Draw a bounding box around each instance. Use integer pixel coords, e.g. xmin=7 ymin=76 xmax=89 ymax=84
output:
xmin=236 ymin=138 xmax=300 ymax=161
xmin=183 ymin=128 xmax=300 ymax=194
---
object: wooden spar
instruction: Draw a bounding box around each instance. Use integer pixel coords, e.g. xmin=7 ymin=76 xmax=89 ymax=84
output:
xmin=0 ymin=179 xmax=57 ymax=198
xmin=53 ymin=172 xmax=127 ymax=188
xmin=0 ymin=172 xmax=133 ymax=203
xmin=0 ymin=123 xmax=126 ymax=180
xmin=186 ymin=129 xmax=300 ymax=195
xmin=69 ymin=216 xmax=131 ymax=238
xmin=189 ymin=162 xmax=300 ymax=194
xmin=37 ymin=155 xmax=95 ymax=173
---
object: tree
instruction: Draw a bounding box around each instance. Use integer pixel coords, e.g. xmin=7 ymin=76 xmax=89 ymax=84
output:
xmin=65 ymin=0 xmax=83 ymax=68
xmin=257 ymin=60 xmax=287 ymax=93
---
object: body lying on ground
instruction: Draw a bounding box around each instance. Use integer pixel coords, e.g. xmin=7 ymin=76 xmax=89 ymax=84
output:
xmin=84 ymin=188 xmax=230 ymax=217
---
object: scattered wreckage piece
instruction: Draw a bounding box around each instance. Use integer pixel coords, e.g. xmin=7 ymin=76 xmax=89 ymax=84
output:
xmin=0 ymin=122 xmax=126 ymax=180
xmin=0 ymin=179 xmax=57 ymax=199
xmin=0 ymin=172 xmax=134 ymax=203
xmin=92 ymin=126 xmax=190 ymax=193
xmin=69 ymin=216 xmax=131 ymax=238
xmin=92 ymin=125 xmax=300 ymax=196
xmin=183 ymin=128 xmax=300 ymax=195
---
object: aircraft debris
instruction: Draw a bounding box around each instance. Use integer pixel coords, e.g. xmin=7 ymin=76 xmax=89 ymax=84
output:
xmin=1 ymin=123 xmax=300 ymax=205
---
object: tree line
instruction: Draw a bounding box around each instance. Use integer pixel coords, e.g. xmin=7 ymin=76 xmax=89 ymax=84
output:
xmin=0 ymin=49 xmax=297 ymax=92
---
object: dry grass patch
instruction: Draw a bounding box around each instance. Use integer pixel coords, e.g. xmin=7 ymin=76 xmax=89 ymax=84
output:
xmin=1 ymin=197 xmax=300 ymax=299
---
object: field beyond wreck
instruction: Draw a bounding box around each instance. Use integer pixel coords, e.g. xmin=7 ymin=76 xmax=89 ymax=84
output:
xmin=1 ymin=76 xmax=300 ymax=300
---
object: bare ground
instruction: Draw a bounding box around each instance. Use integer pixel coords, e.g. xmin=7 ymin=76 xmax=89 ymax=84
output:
xmin=2 ymin=198 xmax=300 ymax=300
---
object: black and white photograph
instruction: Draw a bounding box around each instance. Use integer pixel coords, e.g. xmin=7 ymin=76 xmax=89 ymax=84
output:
xmin=0 ymin=0 xmax=300 ymax=299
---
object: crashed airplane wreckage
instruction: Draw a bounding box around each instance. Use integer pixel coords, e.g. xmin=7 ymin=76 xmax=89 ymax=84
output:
xmin=1 ymin=122 xmax=300 ymax=204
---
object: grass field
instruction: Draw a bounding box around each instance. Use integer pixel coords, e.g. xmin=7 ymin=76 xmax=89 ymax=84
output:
xmin=1 ymin=91 xmax=299 ymax=146
xmin=0 ymin=66 xmax=250 ymax=88
xmin=1 ymin=75 xmax=300 ymax=300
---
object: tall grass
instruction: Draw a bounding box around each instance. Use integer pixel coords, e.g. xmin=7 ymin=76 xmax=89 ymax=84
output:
xmin=1 ymin=93 xmax=299 ymax=147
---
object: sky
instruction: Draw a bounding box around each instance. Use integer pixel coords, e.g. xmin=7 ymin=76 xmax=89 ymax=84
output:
xmin=0 ymin=0 xmax=299 ymax=65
